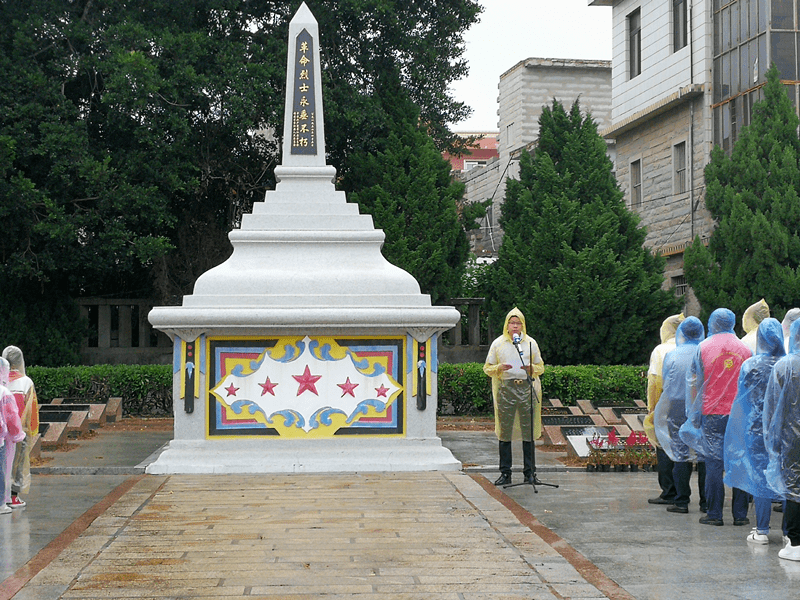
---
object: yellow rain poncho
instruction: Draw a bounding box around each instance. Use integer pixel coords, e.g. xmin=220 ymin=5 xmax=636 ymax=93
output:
xmin=644 ymin=313 xmax=684 ymax=446
xmin=483 ymin=308 xmax=544 ymax=441
xmin=741 ymin=299 xmax=770 ymax=354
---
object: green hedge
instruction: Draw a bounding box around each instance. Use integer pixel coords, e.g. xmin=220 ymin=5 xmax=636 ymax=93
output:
xmin=438 ymin=363 xmax=647 ymax=415
xmin=25 ymin=362 xmax=647 ymax=418
xmin=28 ymin=364 xmax=172 ymax=416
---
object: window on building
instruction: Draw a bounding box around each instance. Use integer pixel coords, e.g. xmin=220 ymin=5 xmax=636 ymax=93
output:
xmin=772 ymin=0 xmax=795 ymax=29
xmin=674 ymin=0 xmax=688 ymax=51
xmin=673 ymin=275 xmax=687 ymax=298
xmin=631 ymin=159 xmax=642 ymax=208
xmin=629 ymin=9 xmax=642 ymax=79
xmin=674 ymin=142 xmax=687 ymax=195
xmin=463 ymin=160 xmax=486 ymax=172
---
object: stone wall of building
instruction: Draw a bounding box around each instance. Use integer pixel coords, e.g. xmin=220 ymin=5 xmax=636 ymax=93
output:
xmin=613 ymin=95 xmax=714 ymax=316
xmin=460 ymin=157 xmax=503 ymax=256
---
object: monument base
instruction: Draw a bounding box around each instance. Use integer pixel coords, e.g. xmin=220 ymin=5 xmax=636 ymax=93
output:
xmin=146 ymin=438 xmax=461 ymax=474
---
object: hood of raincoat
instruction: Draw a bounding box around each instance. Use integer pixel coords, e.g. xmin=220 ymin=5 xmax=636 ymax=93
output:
xmin=743 ymin=299 xmax=770 ymax=334
xmin=789 ymin=318 xmax=800 ymax=354
xmin=676 ymin=316 xmax=704 ymax=346
xmin=0 ymin=357 xmax=8 ymax=386
xmin=708 ymin=308 xmax=736 ymax=335
xmin=660 ymin=313 xmax=685 ymax=344
xmin=2 ymin=345 xmax=25 ymax=375
xmin=502 ymin=307 xmax=528 ymax=343
xmin=756 ymin=318 xmax=785 ymax=357
xmin=783 ymin=308 xmax=800 ymax=340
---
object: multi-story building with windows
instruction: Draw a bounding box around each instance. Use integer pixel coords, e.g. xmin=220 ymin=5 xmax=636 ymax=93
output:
xmin=460 ymin=57 xmax=612 ymax=256
xmin=591 ymin=0 xmax=800 ymax=313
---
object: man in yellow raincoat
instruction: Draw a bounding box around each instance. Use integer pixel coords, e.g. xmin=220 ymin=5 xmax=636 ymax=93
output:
xmin=644 ymin=313 xmax=684 ymax=505
xmin=483 ymin=308 xmax=544 ymax=486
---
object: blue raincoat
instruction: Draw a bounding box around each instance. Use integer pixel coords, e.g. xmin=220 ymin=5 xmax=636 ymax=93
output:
xmin=764 ymin=319 xmax=800 ymax=501
xmin=654 ymin=317 xmax=704 ymax=462
xmin=723 ymin=318 xmax=785 ymax=498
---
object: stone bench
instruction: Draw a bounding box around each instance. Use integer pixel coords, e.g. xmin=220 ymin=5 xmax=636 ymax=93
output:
xmin=39 ymin=406 xmax=89 ymax=437
xmin=38 ymin=421 xmax=68 ymax=448
xmin=43 ymin=402 xmax=107 ymax=429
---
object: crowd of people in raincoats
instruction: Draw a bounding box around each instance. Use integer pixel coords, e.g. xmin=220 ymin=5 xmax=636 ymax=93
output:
xmin=0 ymin=346 xmax=38 ymax=514
xmin=646 ymin=301 xmax=800 ymax=563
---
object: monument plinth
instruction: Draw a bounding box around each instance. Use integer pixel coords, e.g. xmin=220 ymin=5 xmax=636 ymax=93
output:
xmin=147 ymin=2 xmax=461 ymax=473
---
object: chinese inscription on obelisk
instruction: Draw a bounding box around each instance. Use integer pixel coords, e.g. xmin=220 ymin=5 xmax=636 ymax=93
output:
xmin=291 ymin=29 xmax=317 ymax=154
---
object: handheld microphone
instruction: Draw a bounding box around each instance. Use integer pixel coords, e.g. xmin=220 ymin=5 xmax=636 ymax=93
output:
xmin=512 ymin=333 xmax=521 ymax=346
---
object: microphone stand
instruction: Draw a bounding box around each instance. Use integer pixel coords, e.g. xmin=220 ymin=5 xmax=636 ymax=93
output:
xmin=504 ymin=339 xmax=558 ymax=493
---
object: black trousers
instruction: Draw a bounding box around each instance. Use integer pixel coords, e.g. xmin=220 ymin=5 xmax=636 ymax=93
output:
xmin=656 ymin=447 xmax=677 ymax=501
xmin=785 ymin=499 xmax=800 ymax=546
xmin=499 ymin=440 xmax=533 ymax=476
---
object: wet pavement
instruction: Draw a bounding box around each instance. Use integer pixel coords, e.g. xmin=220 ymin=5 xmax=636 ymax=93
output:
xmin=0 ymin=425 xmax=796 ymax=599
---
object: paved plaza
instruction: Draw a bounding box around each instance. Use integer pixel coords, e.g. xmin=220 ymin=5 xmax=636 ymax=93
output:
xmin=0 ymin=426 xmax=796 ymax=599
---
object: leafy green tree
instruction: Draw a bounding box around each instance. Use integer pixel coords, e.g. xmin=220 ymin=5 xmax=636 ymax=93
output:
xmin=684 ymin=64 xmax=800 ymax=323
xmin=342 ymin=80 xmax=469 ymax=304
xmin=487 ymin=99 xmax=681 ymax=365
xmin=0 ymin=0 xmax=480 ymax=364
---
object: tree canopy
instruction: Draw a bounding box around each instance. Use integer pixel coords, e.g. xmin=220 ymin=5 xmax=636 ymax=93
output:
xmin=341 ymin=78 xmax=470 ymax=304
xmin=0 ymin=0 xmax=480 ymax=364
xmin=684 ymin=64 xmax=800 ymax=324
xmin=487 ymin=99 xmax=681 ymax=366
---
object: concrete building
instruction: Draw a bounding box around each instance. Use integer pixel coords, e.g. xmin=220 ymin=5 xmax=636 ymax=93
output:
xmin=460 ymin=57 xmax=612 ymax=256
xmin=591 ymin=0 xmax=800 ymax=314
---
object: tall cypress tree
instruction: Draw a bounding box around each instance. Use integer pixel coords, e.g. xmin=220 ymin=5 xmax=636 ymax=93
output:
xmin=487 ymin=99 xmax=681 ymax=365
xmin=684 ymin=64 xmax=800 ymax=323
xmin=341 ymin=77 xmax=469 ymax=305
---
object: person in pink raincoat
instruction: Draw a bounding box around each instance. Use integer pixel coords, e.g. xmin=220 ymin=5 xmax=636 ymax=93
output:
xmin=0 ymin=357 xmax=24 ymax=515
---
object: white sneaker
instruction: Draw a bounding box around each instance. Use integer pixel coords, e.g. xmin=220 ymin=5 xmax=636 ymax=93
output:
xmin=747 ymin=530 xmax=769 ymax=545
xmin=779 ymin=542 xmax=800 ymax=561
xmin=0 ymin=505 xmax=11 ymax=515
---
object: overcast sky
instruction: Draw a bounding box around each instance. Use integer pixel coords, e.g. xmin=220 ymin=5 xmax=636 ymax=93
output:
xmin=450 ymin=0 xmax=613 ymax=131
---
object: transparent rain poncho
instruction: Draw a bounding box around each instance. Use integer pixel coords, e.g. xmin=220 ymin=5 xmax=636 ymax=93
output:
xmin=0 ymin=357 xmax=23 ymax=444
xmin=654 ymin=317 xmax=704 ymax=462
xmin=783 ymin=308 xmax=800 ymax=352
xmin=483 ymin=308 xmax=544 ymax=441
xmin=740 ymin=299 xmax=769 ymax=354
xmin=679 ymin=308 xmax=752 ymax=460
xmin=723 ymin=318 xmax=785 ymax=499
xmin=764 ymin=319 xmax=800 ymax=502
xmin=643 ymin=313 xmax=684 ymax=447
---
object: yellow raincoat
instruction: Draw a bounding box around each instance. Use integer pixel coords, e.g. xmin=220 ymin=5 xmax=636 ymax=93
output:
xmin=644 ymin=313 xmax=684 ymax=446
xmin=483 ymin=308 xmax=544 ymax=441
xmin=740 ymin=299 xmax=769 ymax=354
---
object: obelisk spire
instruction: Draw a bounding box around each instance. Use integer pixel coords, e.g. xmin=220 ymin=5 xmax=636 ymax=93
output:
xmin=280 ymin=2 xmax=327 ymax=169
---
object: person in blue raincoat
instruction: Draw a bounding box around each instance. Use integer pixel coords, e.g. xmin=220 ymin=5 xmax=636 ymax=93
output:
xmin=654 ymin=317 xmax=706 ymax=513
xmin=764 ymin=319 xmax=800 ymax=561
xmin=724 ymin=318 xmax=787 ymax=544
xmin=680 ymin=308 xmax=752 ymax=526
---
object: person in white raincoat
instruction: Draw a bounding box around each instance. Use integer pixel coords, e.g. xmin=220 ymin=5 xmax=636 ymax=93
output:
xmin=2 ymin=346 xmax=38 ymax=508
xmin=484 ymin=308 xmax=544 ymax=486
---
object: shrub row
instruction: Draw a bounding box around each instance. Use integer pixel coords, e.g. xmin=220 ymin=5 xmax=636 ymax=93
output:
xmin=28 ymin=364 xmax=173 ymax=416
xmin=24 ymin=362 xmax=647 ymax=418
xmin=438 ymin=363 xmax=647 ymax=415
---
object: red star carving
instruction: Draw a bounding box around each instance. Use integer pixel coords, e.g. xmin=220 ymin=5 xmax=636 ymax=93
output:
xmin=375 ymin=384 xmax=390 ymax=398
xmin=293 ymin=365 xmax=322 ymax=396
xmin=337 ymin=377 xmax=359 ymax=397
xmin=259 ymin=377 xmax=278 ymax=396
xmin=225 ymin=383 xmax=239 ymax=397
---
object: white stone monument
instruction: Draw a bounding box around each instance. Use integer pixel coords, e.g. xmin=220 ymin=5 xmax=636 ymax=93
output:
xmin=146 ymin=2 xmax=461 ymax=473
